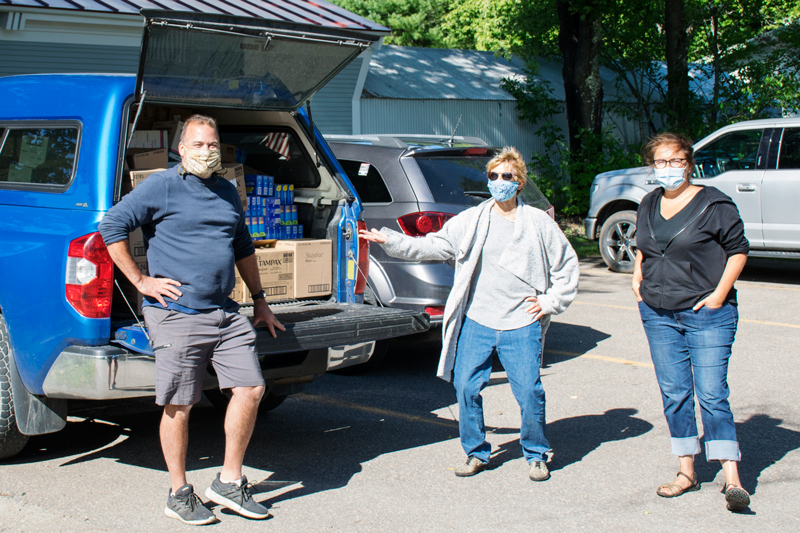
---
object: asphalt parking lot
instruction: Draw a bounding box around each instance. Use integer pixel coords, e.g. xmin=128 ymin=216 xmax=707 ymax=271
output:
xmin=1 ymin=257 xmax=798 ymax=532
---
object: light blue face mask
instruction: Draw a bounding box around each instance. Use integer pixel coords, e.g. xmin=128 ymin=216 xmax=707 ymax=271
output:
xmin=487 ymin=179 xmax=519 ymax=202
xmin=654 ymin=167 xmax=686 ymax=191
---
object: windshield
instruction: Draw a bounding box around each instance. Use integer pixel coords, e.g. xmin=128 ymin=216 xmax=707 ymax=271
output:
xmin=414 ymin=156 xmax=550 ymax=210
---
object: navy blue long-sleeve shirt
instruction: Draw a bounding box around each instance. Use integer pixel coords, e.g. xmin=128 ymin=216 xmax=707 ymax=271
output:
xmin=99 ymin=165 xmax=255 ymax=311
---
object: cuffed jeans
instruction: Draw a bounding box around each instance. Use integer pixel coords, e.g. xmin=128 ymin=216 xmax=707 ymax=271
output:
xmin=638 ymin=301 xmax=741 ymax=461
xmin=454 ymin=317 xmax=549 ymax=464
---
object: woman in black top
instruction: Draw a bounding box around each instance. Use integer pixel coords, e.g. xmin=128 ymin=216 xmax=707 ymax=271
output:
xmin=632 ymin=133 xmax=750 ymax=512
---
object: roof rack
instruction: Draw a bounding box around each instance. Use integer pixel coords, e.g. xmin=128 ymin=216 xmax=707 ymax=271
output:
xmin=323 ymin=134 xmax=490 ymax=149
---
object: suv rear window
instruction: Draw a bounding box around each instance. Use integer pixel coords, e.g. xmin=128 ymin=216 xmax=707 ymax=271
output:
xmin=0 ymin=126 xmax=79 ymax=190
xmin=338 ymin=159 xmax=392 ymax=203
xmin=414 ymin=156 xmax=550 ymax=209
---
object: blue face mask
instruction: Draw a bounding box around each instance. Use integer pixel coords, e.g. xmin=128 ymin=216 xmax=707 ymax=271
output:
xmin=653 ymin=167 xmax=686 ymax=191
xmin=487 ymin=179 xmax=519 ymax=202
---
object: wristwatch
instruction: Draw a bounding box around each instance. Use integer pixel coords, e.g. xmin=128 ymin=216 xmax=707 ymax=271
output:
xmin=252 ymin=289 xmax=266 ymax=301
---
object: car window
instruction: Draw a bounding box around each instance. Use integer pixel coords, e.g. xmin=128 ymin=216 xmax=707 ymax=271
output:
xmin=338 ymin=159 xmax=392 ymax=203
xmin=218 ymin=128 xmax=319 ymax=188
xmin=414 ymin=156 xmax=550 ymax=210
xmin=0 ymin=126 xmax=79 ymax=189
xmin=778 ymin=128 xmax=800 ymax=169
xmin=694 ymin=129 xmax=764 ymax=178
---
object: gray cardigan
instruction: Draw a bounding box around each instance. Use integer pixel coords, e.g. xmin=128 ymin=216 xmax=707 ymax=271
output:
xmin=380 ymin=199 xmax=580 ymax=381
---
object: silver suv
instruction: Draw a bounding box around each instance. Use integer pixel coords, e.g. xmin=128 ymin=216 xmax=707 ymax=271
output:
xmin=585 ymin=118 xmax=800 ymax=272
xmin=327 ymin=134 xmax=553 ymax=369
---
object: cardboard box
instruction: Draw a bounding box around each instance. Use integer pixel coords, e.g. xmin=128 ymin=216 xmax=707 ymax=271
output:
xmin=229 ymin=268 xmax=246 ymax=303
xmin=274 ymin=239 xmax=332 ymax=298
xmin=112 ymin=260 xmax=147 ymax=316
xmin=129 ymin=130 xmax=167 ymax=149
xmin=152 ymin=119 xmax=184 ymax=161
xmin=221 ymin=143 xmax=238 ymax=163
xmin=217 ymin=163 xmax=247 ymax=207
xmin=246 ymin=248 xmax=294 ymax=302
xmin=127 ymin=148 xmax=168 ymax=170
xmin=128 ymin=228 xmax=147 ymax=262
xmin=121 ymin=168 xmax=166 ymax=196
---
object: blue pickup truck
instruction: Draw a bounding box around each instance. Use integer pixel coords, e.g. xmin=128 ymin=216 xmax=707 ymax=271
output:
xmin=0 ymin=11 xmax=428 ymax=460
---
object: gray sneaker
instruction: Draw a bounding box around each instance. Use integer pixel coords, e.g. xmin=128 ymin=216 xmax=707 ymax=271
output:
xmin=205 ymin=474 xmax=271 ymax=520
xmin=454 ymin=456 xmax=488 ymax=477
xmin=528 ymin=461 xmax=550 ymax=481
xmin=164 ymin=484 xmax=217 ymax=525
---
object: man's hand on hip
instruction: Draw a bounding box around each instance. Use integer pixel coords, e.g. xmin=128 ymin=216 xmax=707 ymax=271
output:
xmin=252 ymin=299 xmax=286 ymax=338
xmin=137 ymin=276 xmax=182 ymax=307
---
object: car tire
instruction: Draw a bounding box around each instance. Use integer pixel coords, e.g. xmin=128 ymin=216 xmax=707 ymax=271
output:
xmin=204 ymin=388 xmax=287 ymax=413
xmin=0 ymin=316 xmax=29 ymax=460
xmin=598 ymin=210 xmax=638 ymax=273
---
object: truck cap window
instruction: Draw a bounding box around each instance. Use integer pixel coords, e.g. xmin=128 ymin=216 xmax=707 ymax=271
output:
xmin=219 ymin=128 xmax=319 ymax=189
xmin=0 ymin=127 xmax=78 ymax=190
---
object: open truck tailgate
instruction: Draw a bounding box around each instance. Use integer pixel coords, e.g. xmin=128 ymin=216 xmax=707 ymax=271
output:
xmin=241 ymin=302 xmax=430 ymax=354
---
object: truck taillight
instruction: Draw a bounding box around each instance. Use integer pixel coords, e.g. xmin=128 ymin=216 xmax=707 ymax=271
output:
xmin=65 ymin=232 xmax=114 ymax=318
xmin=355 ymin=221 xmax=369 ymax=295
xmin=397 ymin=212 xmax=454 ymax=237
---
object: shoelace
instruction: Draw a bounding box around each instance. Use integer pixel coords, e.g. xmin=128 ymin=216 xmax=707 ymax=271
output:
xmin=178 ymin=492 xmax=203 ymax=512
xmin=235 ymin=482 xmax=255 ymax=503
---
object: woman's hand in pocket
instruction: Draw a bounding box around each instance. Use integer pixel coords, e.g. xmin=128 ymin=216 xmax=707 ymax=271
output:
xmin=693 ymin=291 xmax=726 ymax=311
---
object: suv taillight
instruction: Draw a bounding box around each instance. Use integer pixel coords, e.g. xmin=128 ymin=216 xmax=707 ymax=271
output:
xmin=397 ymin=212 xmax=454 ymax=237
xmin=65 ymin=232 xmax=114 ymax=318
xmin=355 ymin=220 xmax=369 ymax=295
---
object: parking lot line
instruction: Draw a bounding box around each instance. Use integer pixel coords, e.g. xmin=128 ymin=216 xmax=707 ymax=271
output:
xmin=547 ymin=349 xmax=653 ymax=368
xmin=573 ymin=301 xmax=800 ymax=329
xmin=300 ymin=394 xmax=459 ymax=428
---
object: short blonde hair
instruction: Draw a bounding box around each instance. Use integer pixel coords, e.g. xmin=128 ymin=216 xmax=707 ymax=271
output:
xmin=180 ymin=114 xmax=219 ymax=144
xmin=486 ymin=146 xmax=527 ymax=189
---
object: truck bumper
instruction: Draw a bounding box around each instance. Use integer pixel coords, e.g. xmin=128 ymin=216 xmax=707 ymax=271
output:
xmin=584 ymin=217 xmax=598 ymax=241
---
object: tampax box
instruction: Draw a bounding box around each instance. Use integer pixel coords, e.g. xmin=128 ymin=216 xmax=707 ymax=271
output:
xmin=127 ymin=148 xmax=168 ymax=170
xmin=217 ymin=163 xmax=247 ymax=207
xmin=248 ymin=248 xmax=294 ymax=302
xmin=274 ymin=239 xmax=332 ymax=298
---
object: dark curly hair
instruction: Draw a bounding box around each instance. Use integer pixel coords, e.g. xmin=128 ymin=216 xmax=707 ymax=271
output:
xmin=643 ymin=133 xmax=695 ymax=178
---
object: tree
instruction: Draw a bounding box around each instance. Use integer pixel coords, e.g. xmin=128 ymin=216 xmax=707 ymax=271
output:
xmin=664 ymin=0 xmax=691 ymax=131
xmin=329 ymin=0 xmax=451 ymax=47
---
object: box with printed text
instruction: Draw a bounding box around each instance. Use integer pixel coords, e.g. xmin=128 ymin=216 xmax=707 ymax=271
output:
xmin=274 ymin=239 xmax=332 ymax=298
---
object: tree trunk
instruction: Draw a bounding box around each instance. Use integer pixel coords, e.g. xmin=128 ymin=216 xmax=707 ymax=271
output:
xmin=557 ymin=0 xmax=604 ymax=153
xmin=664 ymin=0 xmax=690 ymax=131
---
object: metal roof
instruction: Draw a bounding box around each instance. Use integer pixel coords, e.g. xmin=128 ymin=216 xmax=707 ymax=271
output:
xmin=0 ymin=0 xmax=389 ymax=32
xmin=363 ymin=46 xmax=715 ymax=104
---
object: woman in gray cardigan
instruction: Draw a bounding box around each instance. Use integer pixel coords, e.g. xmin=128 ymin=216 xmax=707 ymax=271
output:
xmin=359 ymin=147 xmax=579 ymax=481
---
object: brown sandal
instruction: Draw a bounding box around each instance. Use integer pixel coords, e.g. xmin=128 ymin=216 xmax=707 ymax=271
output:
xmin=723 ymin=484 xmax=750 ymax=512
xmin=656 ymin=471 xmax=700 ymax=498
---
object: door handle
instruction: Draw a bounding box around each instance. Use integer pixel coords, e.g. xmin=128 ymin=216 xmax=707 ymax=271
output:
xmin=737 ymin=184 xmax=757 ymax=192
xmin=645 ymin=179 xmax=658 ymax=185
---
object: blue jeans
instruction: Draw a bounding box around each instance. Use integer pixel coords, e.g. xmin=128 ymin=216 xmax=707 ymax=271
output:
xmin=638 ymin=301 xmax=741 ymax=461
xmin=453 ymin=317 xmax=548 ymax=463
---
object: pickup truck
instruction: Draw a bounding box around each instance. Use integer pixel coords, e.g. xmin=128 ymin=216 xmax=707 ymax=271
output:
xmin=0 ymin=11 xmax=429 ymax=460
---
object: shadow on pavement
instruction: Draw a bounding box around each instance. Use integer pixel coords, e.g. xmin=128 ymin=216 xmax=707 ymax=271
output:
xmin=488 ymin=408 xmax=653 ymax=471
xmin=739 ymin=257 xmax=800 ymax=285
xmin=693 ymin=413 xmax=800 ymax=496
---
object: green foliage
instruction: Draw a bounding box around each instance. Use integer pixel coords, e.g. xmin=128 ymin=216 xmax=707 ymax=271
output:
xmin=330 ymin=0 xmax=451 ymax=47
xmin=440 ymin=0 xmax=527 ymax=51
xmin=502 ymin=62 xmax=641 ymax=216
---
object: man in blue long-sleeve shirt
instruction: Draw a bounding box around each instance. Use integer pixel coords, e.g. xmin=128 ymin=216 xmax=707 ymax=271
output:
xmin=99 ymin=115 xmax=283 ymax=525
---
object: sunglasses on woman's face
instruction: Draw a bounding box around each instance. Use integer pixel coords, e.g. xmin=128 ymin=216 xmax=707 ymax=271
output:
xmin=487 ymin=172 xmax=515 ymax=181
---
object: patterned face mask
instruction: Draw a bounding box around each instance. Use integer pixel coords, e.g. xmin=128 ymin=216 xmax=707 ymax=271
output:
xmin=183 ymin=148 xmax=222 ymax=179
xmin=487 ymin=178 xmax=520 ymax=202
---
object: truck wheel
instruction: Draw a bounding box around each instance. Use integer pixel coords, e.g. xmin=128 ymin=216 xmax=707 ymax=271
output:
xmin=204 ymin=388 xmax=287 ymax=413
xmin=0 ymin=316 xmax=29 ymax=460
xmin=599 ymin=210 xmax=638 ymax=273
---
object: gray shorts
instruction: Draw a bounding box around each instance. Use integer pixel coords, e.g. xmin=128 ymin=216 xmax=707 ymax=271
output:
xmin=143 ymin=306 xmax=265 ymax=406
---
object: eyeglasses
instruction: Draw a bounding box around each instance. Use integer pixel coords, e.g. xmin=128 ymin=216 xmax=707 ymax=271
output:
xmin=653 ymin=158 xmax=688 ymax=169
xmin=487 ymin=172 xmax=515 ymax=181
